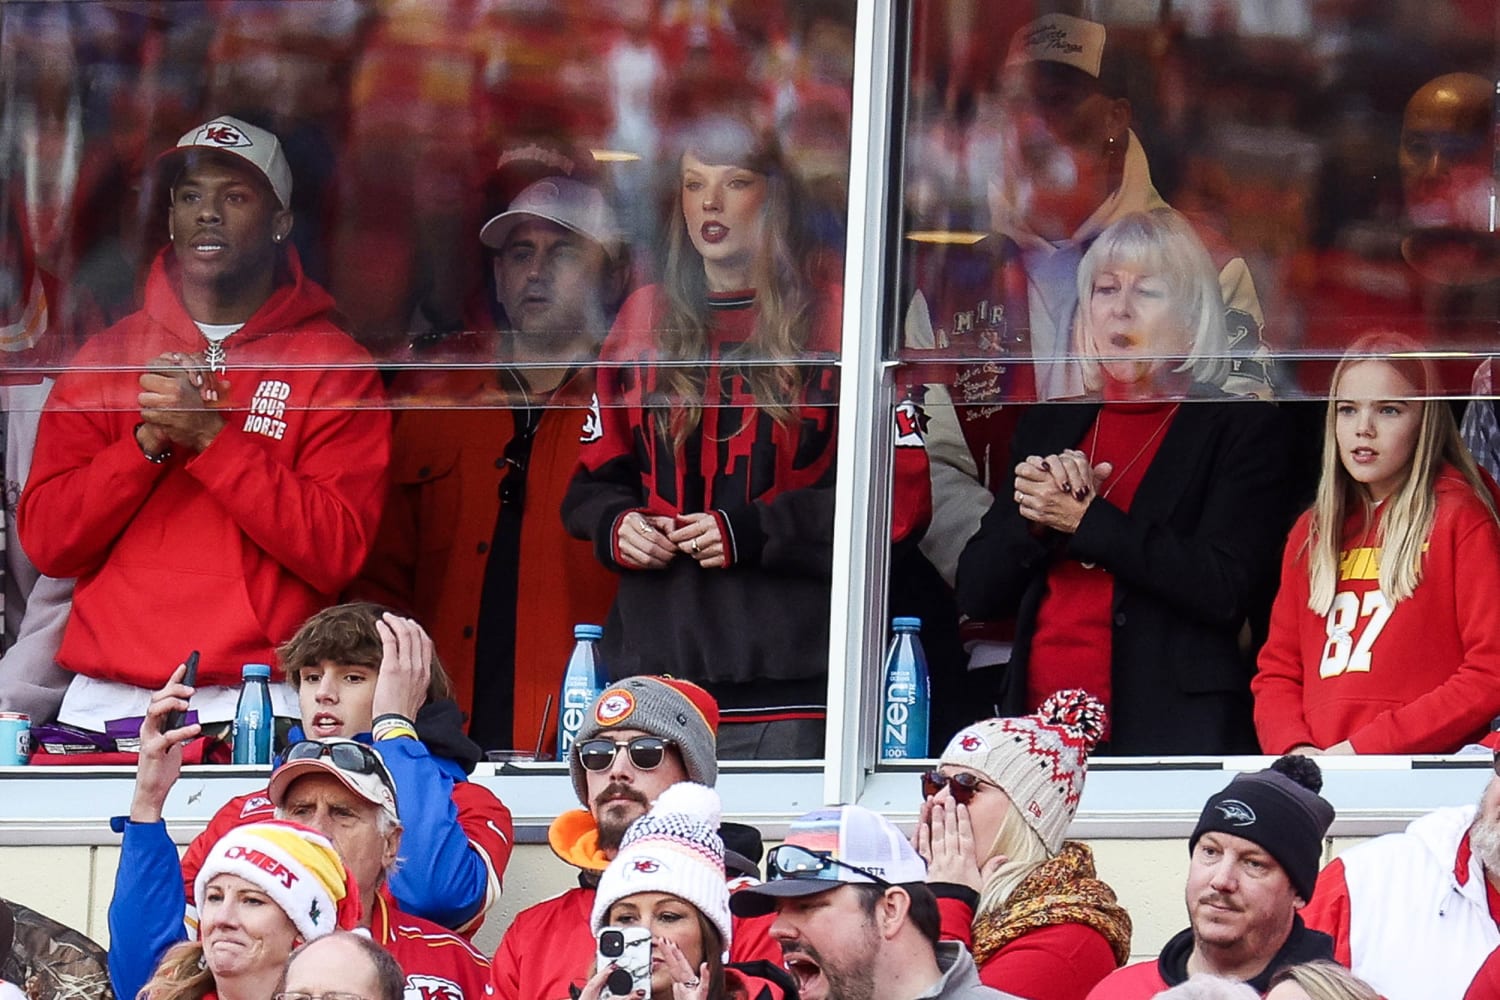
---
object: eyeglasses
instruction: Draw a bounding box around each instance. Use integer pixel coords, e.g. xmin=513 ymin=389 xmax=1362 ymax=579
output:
xmin=275 ymin=993 xmax=373 ymax=1000
xmin=284 ymin=740 xmax=396 ymax=795
xmin=576 ymin=736 xmax=676 ymax=772
xmin=766 ymin=844 xmax=893 ymax=887
xmin=920 ymin=770 xmax=1002 ymax=806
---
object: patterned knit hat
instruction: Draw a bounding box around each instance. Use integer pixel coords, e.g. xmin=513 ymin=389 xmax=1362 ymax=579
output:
xmin=591 ymin=782 xmax=732 ymax=955
xmin=194 ymin=821 xmax=361 ymax=942
xmin=938 ymin=690 xmax=1106 ymax=855
xmin=570 ymin=677 xmax=719 ymax=805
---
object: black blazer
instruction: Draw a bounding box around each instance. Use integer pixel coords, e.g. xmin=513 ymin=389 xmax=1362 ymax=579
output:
xmin=955 ymin=392 xmax=1299 ymax=754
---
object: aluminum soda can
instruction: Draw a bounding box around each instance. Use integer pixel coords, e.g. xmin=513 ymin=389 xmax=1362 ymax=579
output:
xmin=0 ymin=712 xmax=30 ymax=765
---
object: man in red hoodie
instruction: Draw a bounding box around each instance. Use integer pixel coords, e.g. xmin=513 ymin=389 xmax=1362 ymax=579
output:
xmin=19 ymin=115 xmax=389 ymax=738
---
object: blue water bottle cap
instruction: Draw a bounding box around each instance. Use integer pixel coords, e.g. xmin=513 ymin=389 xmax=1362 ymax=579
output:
xmin=241 ymin=663 xmax=272 ymax=680
xmin=892 ymin=616 xmax=922 ymax=632
xmin=574 ymin=624 xmax=605 ymax=641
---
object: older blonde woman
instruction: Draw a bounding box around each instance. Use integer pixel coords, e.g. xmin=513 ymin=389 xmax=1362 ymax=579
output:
xmin=956 ymin=208 xmax=1298 ymax=754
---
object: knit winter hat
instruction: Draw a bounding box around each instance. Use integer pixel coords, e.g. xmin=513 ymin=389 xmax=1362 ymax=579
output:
xmin=1190 ymin=756 xmax=1334 ymax=903
xmin=938 ymin=690 xmax=1106 ymax=855
xmin=590 ymin=782 xmax=732 ymax=955
xmin=570 ymin=677 xmax=719 ymax=804
xmin=194 ymin=821 xmax=361 ymax=942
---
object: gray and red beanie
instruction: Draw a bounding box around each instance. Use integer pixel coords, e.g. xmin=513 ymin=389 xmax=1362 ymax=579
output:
xmin=569 ymin=676 xmax=719 ymax=804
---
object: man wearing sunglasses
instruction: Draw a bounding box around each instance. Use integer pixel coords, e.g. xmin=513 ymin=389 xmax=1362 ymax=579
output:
xmin=1295 ymin=751 xmax=1500 ymax=1000
xmin=730 ymin=805 xmax=1012 ymax=1000
xmin=491 ymin=676 xmax=781 ymax=1000
xmin=178 ymin=603 xmax=514 ymax=938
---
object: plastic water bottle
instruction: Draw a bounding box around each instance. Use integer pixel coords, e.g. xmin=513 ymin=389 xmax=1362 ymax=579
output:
xmin=232 ymin=663 xmax=274 ymax=765
xmin=557 ymin=625 xmax=607 ymax=760
xmin=880 ymin=617 xmax=930 ymax=761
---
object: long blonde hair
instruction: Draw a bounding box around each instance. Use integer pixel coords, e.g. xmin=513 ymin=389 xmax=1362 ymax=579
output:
xmin=1307 ymin=331 xmax=1497 ymax=613
xmin=1268 ymin=961 xmax=1381 ymax=1000
xmin=657 ymin=115 xmax=817 ymax=449
xmin=975 ymin=805 xmax=1052 ymax=916
xmin=137 ymin=942 xmax=213 ymax=1000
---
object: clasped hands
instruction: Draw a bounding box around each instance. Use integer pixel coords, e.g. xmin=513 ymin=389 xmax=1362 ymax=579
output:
xmin=1012 ymin=449 xmax=1115 ymax=535
xmin=136 ymin=351 xmax=227 ymax=455
xmin=615 ymin=510 xmax=725 ymax=571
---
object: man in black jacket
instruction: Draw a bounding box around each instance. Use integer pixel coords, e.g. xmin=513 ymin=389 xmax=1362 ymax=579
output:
xmin=1087 ymin=756 xmax=1336 ymax=998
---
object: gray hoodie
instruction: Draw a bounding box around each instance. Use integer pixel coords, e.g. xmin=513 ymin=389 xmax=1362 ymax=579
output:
xmin=916 ymin=941 xmax=1023 ymax=1000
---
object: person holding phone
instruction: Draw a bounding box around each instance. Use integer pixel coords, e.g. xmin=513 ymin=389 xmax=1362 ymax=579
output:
xmin=178 ymin=603 xmax=513 ymax=938
xmin=580 ymin=782 xmax=791 ymax=1000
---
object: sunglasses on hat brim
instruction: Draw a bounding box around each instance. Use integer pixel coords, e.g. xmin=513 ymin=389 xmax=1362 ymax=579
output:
xmin=283 ymin=740 xmax=396 ymax=797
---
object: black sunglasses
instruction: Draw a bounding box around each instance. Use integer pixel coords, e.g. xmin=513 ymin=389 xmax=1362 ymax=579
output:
xmin=766 ymin=844 xmax=892 ymax=887
xmin=576 ymin=736 xmax=676 ymax=772
xmin=284 ymin=740 xmax=395 ymax=794
xmin=920 ymin=770 xmax=1002 ymax=806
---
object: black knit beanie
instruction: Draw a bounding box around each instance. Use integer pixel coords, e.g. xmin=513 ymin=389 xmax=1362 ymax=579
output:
xmin=1189 ymin=755 xmax=1335 ymax=902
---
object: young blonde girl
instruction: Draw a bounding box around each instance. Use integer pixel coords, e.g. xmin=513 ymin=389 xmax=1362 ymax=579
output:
xmin=1253 ymin=331 xmax=1500 ymax=753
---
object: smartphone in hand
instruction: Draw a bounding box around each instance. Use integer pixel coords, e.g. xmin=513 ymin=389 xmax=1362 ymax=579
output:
xmin=596 ymin=925 xmax=652 ymax=999
xmin=162 ymin=651 xmax=200 ymax=733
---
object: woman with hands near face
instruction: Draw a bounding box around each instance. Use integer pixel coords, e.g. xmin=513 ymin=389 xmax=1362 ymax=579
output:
xmin=913 ymin=693 xmax=1128 ymax=1000
xmin=956 ymin=209 xmax=1298 ymax=755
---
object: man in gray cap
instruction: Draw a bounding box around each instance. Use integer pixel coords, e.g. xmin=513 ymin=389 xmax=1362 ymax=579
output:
xmin=490 ymin=677 xmax=780 ymax=1000
xmin=1086 ymin=756 xmax=1335 ymax=999
xmin=353 ymin=173 xmax=628 ymax=753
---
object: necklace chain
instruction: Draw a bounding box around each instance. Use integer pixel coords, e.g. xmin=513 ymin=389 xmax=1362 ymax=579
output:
xmin=1088 ymin=403 xmax=1181 ymax=501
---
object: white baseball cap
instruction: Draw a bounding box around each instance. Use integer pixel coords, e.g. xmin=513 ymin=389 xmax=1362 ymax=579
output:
xmin=158 ymin=115 xmax=292 ymax=209
xmin=1006 ymin=13 xmax=1108 ymax=80
xmin=479 ymin=177 xmax=620 ymax=258
xmin=729 ymin=805 xmax=928 ymax=916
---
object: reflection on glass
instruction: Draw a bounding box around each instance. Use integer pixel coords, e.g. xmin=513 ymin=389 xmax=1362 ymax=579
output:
xmin=561 ymin=115 xmax=845 ymax=760
xmin=0 ymin=3 xmax=861 ymax=766
xmin=952 ymin=209 xmax=1297 ymax=755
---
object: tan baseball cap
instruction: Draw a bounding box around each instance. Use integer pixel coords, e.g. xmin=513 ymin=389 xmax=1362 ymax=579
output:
xmin=1006 ymin=13 xmax=1108 ymax=79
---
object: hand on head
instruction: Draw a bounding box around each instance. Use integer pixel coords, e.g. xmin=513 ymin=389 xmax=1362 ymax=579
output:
xmin=658 ymin=935 xmax=710 ymax=1000
xmin=912 ymin=795 xmax=1007 ymax=893
xmin=370 ymin=613 xmax=433 ymax=721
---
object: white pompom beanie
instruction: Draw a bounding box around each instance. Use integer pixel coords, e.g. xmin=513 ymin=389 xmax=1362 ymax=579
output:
xmin=590 ymin=782 xmax=731 ymax=956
